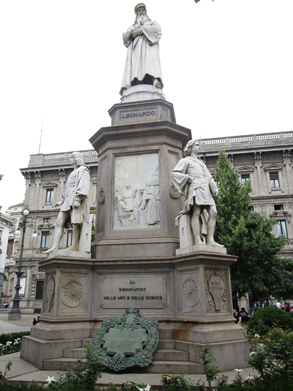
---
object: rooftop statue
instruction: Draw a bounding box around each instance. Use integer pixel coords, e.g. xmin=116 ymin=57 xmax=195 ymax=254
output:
xmin=171 ymin=140 xmax=224 ymax=249
xmin=120 ymin=3 xmax=164 ymax=96
xmin=44 ymin=152 xmax=90 ymax=254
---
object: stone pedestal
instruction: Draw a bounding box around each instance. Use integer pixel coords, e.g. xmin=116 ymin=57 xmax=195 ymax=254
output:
xmin=90 ymin=99 xmax=191 ymax=259
xmin=21 ymin=251 xmax=249 ymax=372
xmin=21 ymin=98 xmax=249 ymax=373
xmin=120 ymin=85 xmax=166 ymax=103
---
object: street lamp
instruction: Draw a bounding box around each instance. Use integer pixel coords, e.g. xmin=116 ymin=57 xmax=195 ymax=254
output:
xmin=8 ymin=206 xmax=37 ymax=320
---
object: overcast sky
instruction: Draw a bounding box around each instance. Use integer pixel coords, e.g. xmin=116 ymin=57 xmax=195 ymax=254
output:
xmin=1 ymin=0 xmax=293 ymax=211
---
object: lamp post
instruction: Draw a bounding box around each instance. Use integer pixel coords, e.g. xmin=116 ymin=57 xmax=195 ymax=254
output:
xmin=8 ymin=206 xmax=37 ymax=320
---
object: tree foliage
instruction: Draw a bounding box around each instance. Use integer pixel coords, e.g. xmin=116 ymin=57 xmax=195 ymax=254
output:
xmin=214 ymin=150 xmax=293 ymax=300
xmin=247 ymin=306 xmax=293 ymax=335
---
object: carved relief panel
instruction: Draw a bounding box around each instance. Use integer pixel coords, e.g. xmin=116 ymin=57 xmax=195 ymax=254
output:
xmin=205 ymin=269 xmax=230 ymax=313
xmin=44 ymin=274 xmax=56 ymax=313
xmin=114 ymin=153 xmax=160 ymax=230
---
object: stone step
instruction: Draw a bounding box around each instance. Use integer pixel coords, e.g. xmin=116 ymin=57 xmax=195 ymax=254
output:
xmin=142 ymin=361 xmax=202 ymax=374
xmin=43 ymin=358 xmax=202 ymax=374
xmin=63 ymin=348 xmax=86 ymax=358
xmin=63 ymin=348 xmax=189 ymax=362
xmin=158 ymin=339 xmax=176 ymax=350
xmin=153 ymin=349 xmax=189 ymax=361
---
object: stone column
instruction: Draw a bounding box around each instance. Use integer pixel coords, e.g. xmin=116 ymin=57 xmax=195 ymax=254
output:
xmin=283 ymin=150 xmax=293 ymax=193
xmin=254 ymin=152 xmax=263 ymax=196
xmin=34 ymin=171 xmax=41 ymax=210
xmin=22 ymin=172 xmax=31 ymax=205
xmin=58 ymin=169 xmax=66 ymax=199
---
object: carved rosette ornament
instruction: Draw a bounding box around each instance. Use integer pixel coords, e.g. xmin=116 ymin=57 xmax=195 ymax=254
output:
xmin=61 ymin=280 xmax=84 ymax=308
xmin=182 ymin=278 xmax=199 ymax=307
xmin=98 ymin=186 xmax=105 ymax=203
xmin=92 ymin=308 xmax=159 ymax=371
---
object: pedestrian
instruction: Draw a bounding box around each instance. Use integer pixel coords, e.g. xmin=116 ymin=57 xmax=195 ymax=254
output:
xmin=233 ymin=309 xmax=242 ymax=325
xmin=276 ymin=300 xmax=282 ymax=309
xmin=285 ymin=302 xmax=290 ymax=313
xmin=239 ymin=307 xmax=248 ymax=317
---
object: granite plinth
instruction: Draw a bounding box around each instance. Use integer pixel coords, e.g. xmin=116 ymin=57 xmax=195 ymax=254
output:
xmin=108 ymin=99 xmax=176 ymax=126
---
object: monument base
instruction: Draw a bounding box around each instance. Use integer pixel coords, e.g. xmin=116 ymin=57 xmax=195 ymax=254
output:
xmin=21 ymin=251 xmax=249 ymax=373
xmin=176 ymin=244 xmax=227 ymax=256
xmin=120 ymin=85 xmax=166 ymax=103
xmin=46 ymin=249 xmax=91 ymax=259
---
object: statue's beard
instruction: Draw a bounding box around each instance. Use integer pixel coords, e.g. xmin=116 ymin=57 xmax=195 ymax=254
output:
xmin=136 ymin=14 xmax=148 ymax=25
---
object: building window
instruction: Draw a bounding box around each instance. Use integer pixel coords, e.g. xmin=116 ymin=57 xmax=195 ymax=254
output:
xmin=67 ymin=230 xmax=73 ymax=247
xmin=277 ymin=220 xmax=288 ymax=238
xmin=270 ymin=172 xmax=280 ymax=188
xmin=43 ymin=218 xmax=50 ymax=223
xmin=274 ymin=205 xmax=284 ymax=211
xmin=35 ymin=281 xmax=44 ymax=300
xmin=7 ymin=239 xmax=14 ymax=257
xmin=41 ymin=231 xmax=49 ymax=248
xmin=241 ymin=174 xmax=250 ymax=184
xmin=46 ymin=189 xmax=54 ymax=203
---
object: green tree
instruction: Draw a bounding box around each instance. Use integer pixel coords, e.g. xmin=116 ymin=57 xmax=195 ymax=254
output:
xmin=214 ymin=151 xmax=293 ymax=302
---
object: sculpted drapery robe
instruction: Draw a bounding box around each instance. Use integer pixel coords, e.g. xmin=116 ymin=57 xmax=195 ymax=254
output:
xmin=120 ymin=20 xmax=164 ymax=95
xmin=140 ymin=190 xmax=160 ymax=225
xmin=171 ymin=156 xmax=217 ymax=214
xmin=60 ymin=165 xmax=90 ymax=224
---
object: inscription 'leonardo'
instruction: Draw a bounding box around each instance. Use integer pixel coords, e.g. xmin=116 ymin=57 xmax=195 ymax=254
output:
xmin=122 ymin=110 xmax=156 ymax=119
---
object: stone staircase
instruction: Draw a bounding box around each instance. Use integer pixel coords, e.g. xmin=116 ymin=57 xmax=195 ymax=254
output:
xmin=43 ymin=339 xmax=202 ymax=374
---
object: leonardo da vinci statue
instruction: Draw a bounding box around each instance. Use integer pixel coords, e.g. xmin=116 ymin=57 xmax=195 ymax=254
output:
xmin=120 ymin=3 xmax=164 ymax=96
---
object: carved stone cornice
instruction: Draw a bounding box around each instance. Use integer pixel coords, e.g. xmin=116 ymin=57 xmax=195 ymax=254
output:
xmin=269 ymin=210 xmax=291 ymax=219
xmin=37 ymin=223 xmax=55 ymax=229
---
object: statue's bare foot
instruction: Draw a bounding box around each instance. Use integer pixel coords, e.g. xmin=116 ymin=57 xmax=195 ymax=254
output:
xmin=67 ymin=245 xmax=78 ymax=251
xmin=43 ymin=247 xmax=58 ymax=254
xmin=153 ymin=78 xmax=162 ymax=89
xmin=207 ymin=240 xmax=224 ymax=248
xmin=195 ymin=239 xmax=205 ymax=245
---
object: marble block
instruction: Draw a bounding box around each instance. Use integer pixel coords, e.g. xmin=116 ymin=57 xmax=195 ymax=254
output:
xmin=47 ymin=249 xmax=91 ymax=259
xmin=176 ymin=244 xmax=227 ymax=256
xmin=120 ymin=85 xmax=166 ymax=103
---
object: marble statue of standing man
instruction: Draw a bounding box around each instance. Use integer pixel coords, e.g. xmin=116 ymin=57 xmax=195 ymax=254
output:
xmin=44 ymin=152 xmax=90 ymax=254
xmin=171 ymin=140 xmax=223 ymax=249
xmin=120 ymin=3 xmax=164 ymax=95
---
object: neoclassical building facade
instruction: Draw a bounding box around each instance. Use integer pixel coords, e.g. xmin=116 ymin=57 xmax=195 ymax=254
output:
xmin=4 ymin=131 xmax=293 ymax=313
xmin=199 ymin=131 xmax=293 ymax=259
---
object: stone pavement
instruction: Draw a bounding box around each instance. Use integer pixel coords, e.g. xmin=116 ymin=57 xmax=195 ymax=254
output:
xmin=0 ymin=311 xmax=34 ymax=334
xmin=0 ymin=354 xmax=257 ymax=387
